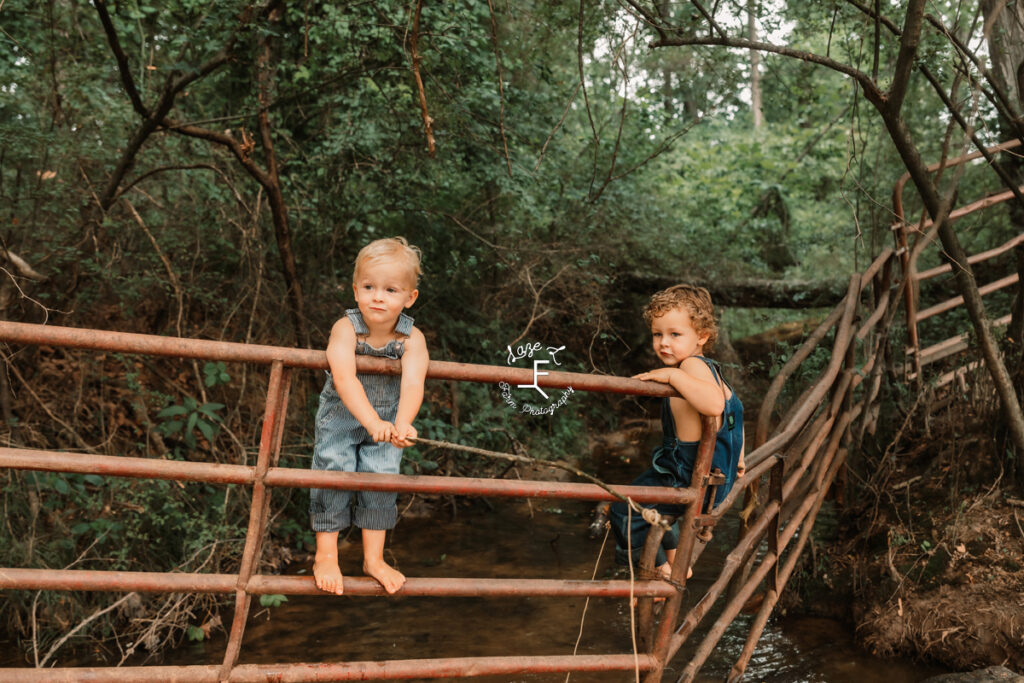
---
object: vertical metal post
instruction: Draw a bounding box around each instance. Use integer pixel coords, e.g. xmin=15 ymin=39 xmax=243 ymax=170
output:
xmin=218 ymin=361 xmax=289 ymax=682
xmin=642 ymin=415 xmax=716 ymax=683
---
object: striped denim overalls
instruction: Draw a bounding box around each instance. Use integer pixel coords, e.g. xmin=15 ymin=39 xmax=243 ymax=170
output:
xmin=609 ymin=356 xmax=745 ymax=566
xmin=309 ymin=308 xmax=413 ymax=532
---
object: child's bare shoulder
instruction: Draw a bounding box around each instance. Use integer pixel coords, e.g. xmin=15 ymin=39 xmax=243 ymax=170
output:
xmin=403 ymin=325 xmax=428 ymax=354
xmin=406 ymin=324 xmax=426 ymax=343
xmin=679 ymin=355 xmax=714 ymax=379
xmin=327 ymin=316 xmax=357 ymax=348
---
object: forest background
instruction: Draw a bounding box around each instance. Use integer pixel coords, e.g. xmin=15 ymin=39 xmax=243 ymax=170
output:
xmin=1 ymin=0 xmax=1022 ymax=672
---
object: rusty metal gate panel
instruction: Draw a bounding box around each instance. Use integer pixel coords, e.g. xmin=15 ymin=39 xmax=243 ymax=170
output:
xmin=0 ymin=229 xmax=932 ymax=683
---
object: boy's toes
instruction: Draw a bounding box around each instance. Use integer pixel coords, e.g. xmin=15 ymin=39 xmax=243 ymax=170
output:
xmin=313 ymin=561 xmax=345 ymax=595
xmin=364 ymin=561 xmax=406 ymax=594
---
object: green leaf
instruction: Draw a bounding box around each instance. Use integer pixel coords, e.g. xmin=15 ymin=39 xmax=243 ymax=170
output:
xmin=71 ymin=522 xmax=92 ymax=535
xmin=53 ymin=476 xmax=69 ymax=494
xmin=158 ymin=405 xmax=188 ymax=418
xmin=259 ymin=594 xmax=288 ymax=608
xmin=196 ymin=419 xmax=215 ymax=442
xmin=198 ymin=403 xmax=224 ymax=420
xmin=186 ymin=625 xmax=205 ymax=642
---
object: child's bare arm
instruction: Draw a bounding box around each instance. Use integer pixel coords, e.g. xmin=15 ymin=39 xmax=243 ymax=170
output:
xmin=392 ymin=327 xmax=428 ymax=448
xmin=326 ymin=317 xmax=394 ymax=442
xmin=633 ymin=357 xmax=725 ymax=417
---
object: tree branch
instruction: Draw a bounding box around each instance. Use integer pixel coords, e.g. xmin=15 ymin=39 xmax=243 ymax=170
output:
xmin=163 ymin=118 xmax=273 ymax=188
xmin=690 ymin=0 xmax=727 ymax=39
xmin=651 ymin=34 xmax=883 ymax=104
xmin=926 ymin=12 xmax=1024 ymax=138
xmin=93 ymin=0 xmax=149 ymax=118
xmin=887 ymin=0 xmax=927 ymax=113
xmin=485 ymin=0 xmax=512 ymax=176
xmin=409 ymin=0 xmax=436 ymax=157
xmin=920 ymin=64 xmax=1024 ymax=210
xmin=620 ymin=0 xmax=669 ymax=43
xmin=578 ymin=0 xmax=600 ymax=196
xmin=845 ymin=0 xmax=902 ymax=41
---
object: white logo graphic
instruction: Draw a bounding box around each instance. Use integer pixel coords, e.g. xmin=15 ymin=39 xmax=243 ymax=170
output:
xmin=498 ymin=342 xmax=573 ymax=416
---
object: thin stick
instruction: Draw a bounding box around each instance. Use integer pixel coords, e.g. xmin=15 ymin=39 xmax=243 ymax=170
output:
xmin=39 ymin=593 xmax=139 ymax=667
xmin=412 ymin=436 xmax=667 ymax=526
xmin=565 ymin=524 xmax=610 ymax=683
xmin=409 ymin=0 xmax=435 ymax=156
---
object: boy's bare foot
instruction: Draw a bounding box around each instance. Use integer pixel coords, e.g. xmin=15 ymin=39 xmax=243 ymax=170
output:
xmin=364 ymin=559 xmax=406 ymax=594
xmin=313 ymin=555 xmax=344 ymax=595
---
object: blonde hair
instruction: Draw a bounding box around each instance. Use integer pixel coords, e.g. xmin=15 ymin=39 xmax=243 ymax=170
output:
xmin=353 ymin=237 xmax=422 ymax=287
xmin=643 ymin=284 xmax=718 ymax=353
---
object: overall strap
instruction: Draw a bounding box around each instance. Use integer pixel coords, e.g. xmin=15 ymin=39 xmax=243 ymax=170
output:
xmin=696 ymin=355 xmax=739 ymax=431
xmin=693 ymin=355 xmax=729 ymax=405
xmin=394 ymin=312 xmax=415 ymax=337
xmin=345 ymin=308 xmax=370 ymax=336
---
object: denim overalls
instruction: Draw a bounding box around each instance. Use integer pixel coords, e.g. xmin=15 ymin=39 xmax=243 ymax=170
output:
xmin=610 ymin=356 xmax=744 ymax=566
xmin=309 ymin=308 xmax=413 ymax=532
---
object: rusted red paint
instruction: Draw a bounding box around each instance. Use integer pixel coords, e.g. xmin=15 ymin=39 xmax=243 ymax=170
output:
xmin=0 ymin=567 xmax=676 ymax=598
xmin=0 ymin=448 xmax=696 ymax=504
xmin=0 ymin=654 xmax=657 ymax=682
xmin=0 ymin=321 xmax=675 ymax=397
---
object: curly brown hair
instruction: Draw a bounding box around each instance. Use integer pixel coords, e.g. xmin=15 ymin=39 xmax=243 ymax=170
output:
xmin=642 ymin=284 xmax=718 ymax=353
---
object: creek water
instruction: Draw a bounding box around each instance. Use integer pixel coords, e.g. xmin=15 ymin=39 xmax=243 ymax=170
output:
xmin=157 ymin=497 xmax=948 ymax=682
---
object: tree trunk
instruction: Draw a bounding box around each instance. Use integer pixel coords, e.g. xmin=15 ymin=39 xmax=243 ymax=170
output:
xmin=980 ymin=0 xmax=1024 ymax=119
xmin=748 ymin=0 xmax=762 ymax=128
xmin=257 ymin=4 xmax=309 ymax=349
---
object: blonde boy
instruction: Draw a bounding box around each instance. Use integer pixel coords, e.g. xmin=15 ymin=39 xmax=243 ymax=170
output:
xmin=310 ymin=237 xmax=429 ymax=595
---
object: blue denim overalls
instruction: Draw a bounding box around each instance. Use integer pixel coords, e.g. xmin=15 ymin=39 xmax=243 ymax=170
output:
xmin=309 ymin=308 xmax=413 ymax=532
xmin=610 ymin=356 xmax=744 ymax=566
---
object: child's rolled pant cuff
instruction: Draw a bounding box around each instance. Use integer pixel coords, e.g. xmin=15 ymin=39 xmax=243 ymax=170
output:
xmin=354 ymin=505 xmax=397 ymax=530
xmin=310 ymin=507 xmax=352 ymax=533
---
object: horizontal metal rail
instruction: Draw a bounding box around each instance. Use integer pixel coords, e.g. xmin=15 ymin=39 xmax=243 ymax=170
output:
xmin=0 ymin=447 xmax=696 ymax=504
xmin=0 ymin=568 xmax=676 ymax=599
xmin=0 ymin=654 xmax=659 ymax=682
xmin=0 ymin=320 xmax=675 ymax=397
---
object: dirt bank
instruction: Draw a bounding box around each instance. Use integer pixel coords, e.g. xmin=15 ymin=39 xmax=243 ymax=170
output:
xmin=793 ymin=410 xmax=1024 ymax=674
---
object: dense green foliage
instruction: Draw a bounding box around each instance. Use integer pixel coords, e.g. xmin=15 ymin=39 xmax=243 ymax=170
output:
xmin=1 ymin=0 xmax=1021 ymax=663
